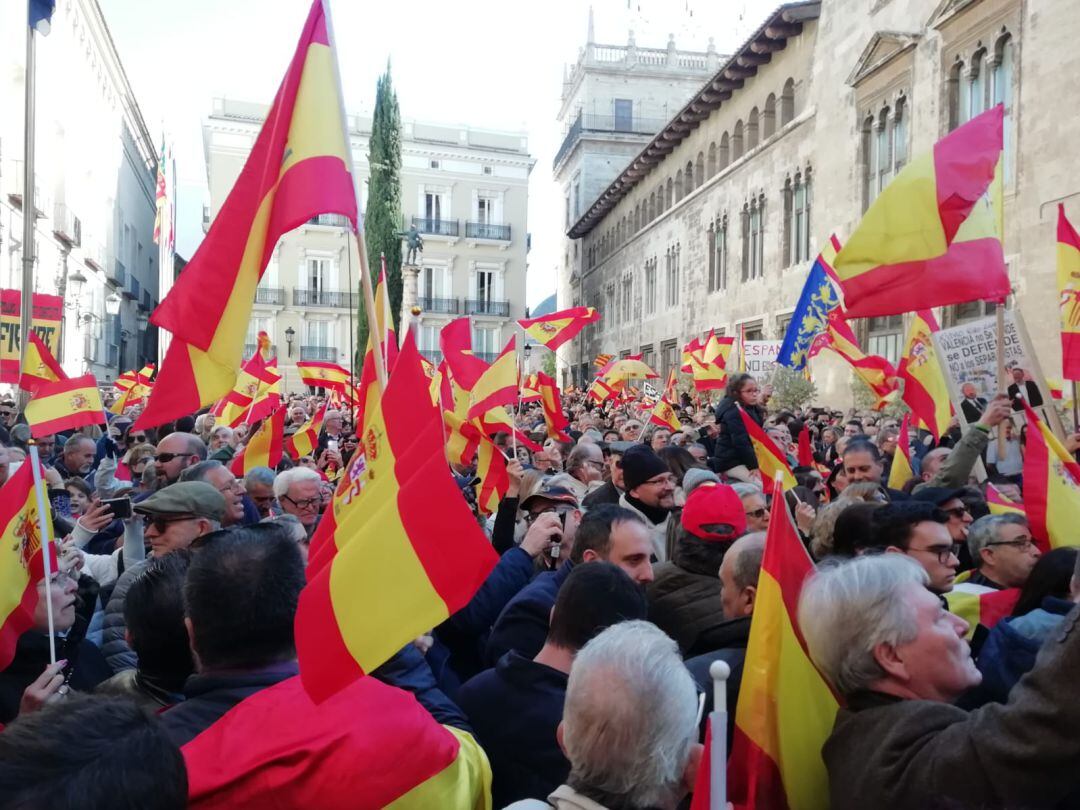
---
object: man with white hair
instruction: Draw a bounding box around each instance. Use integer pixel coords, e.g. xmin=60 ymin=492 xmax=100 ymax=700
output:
xmin=508 ymin=620 xmax=702 ymax=809
xmin=798 ymin=554 xmax=1080 ymax=809
xmin=274 ymin=467 xmax=323 ymax=535
xmin=731 ymin=482 xmax=770 ymax=533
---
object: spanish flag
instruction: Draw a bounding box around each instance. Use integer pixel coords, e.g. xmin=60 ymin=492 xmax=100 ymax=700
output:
xmin=0 ymin=462 xmax=56 ymax=671
xmin=519 ymin=372 xmax=541 ymax=403
xmin=296 ymin=336 xmax=498 ymax=702
xmin=286 ymin=403 xmax=326 ymax=461
xmin=738 ymin=406 xmax=796 ymax=490
xmin=25 ymin=374 xmax=105 ymax=438
xmin=213 ymin=361 xmax=282 ymax=429
xmin=230 ymin=407 xmax=285 ymax=476
xmin=987 ymin=481 xmax=1024 ymax=517
xmin=898 ymin=310 xmax=953 ymax=441
xmin=517 ymin=306 xmax=599 ymax=351
xmin=114 ymin=364 xmax=155 ymax=398
xmin=649 ymin=398 xmax=682 ymax=432
xmin=534 ymin=372 xmax=570 ymax=442
xmin=439 ymin=317 xmax=488 ymax=391
xmin=467 ymin=336 xmax=518 ymax=421
xmin=136 ymin=0 xmax=357 ymax=429
xmin=1019 ymin=401 xmax=1080 ymax=552
xmin=593 ymin=352 xmax=613 ymax=370
xmin=887 ymin=413 xmax=915 ymax=491
xmin=662 ymin=368 xmax=678 ymax=401
xmin=833 ymin=105 xmax=1009 ymax=318
xmin=297 ymin=360 xmax=351 ymax=390
xmin=475 ymin=436 xmax=509 ymax=516
xmin=586 ymin=377 xmax=620 ymax=404
xmin=728 ymin=477 xmax=838 ymax=810
xmin=945 ymin=585 xmax=1021 ymax=639
xmin=354 ymin=262 xmax=399 ymax=428
xmin=681 ymin=337 xmax=703 ymax=373
xmin=689 ymin=332 xmax=734 ymax=391
xmin=818 ymin=313 xmax=898 ymax=408
xmin=180 ymin=673 xmax=492 ymax=808
xmin=18 ymin=330 xmax=66 ymax=392
xmin=1057 ymin=204 xmax=1080 ymax=380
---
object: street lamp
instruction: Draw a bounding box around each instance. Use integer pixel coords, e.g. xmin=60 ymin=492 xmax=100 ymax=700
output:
xmin=285 ymin=326 xmax=295 ymax=357
xmin=68 ymin=269 xmax=86 ymax=299
xmin=104 ymin=291 xmax=122 ymax=316
xmin=523 ymin=343 xmax=532 ymax=366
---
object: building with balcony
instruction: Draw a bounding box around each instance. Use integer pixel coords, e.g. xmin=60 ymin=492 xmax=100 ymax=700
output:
xmin=562 ymin=0 xmax=1080 ymax=405
xmin=0 ymin=0 xmax=159 ymax=383
xmin=553 ymin=10 xmax=722 ymax=377
xmin=204 ymin=100 xmax=534 ymax=390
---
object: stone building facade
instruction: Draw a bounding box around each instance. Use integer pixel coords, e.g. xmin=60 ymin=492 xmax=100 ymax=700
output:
xmin=561 ymin=0 xmax=1080 ymax=406
xmin=205 ymin=100 xmax=533 ymax=390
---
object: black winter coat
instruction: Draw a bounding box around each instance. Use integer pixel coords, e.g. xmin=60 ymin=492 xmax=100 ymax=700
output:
xmin=714 ymin=397 xmax=765 ymax=472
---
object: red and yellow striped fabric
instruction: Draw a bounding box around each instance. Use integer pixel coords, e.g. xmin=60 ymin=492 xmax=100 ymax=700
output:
xmin=649 ymin=399 xmax=682 ymax=432
xmin=819 ymin=313 xmax=898 ymax=408
xmin=0 ymin=462 xmax=55 ymax=671
xmin=181 ymin=673 xmax=492 ymax=809
xmin=467 ymin=336 xmax=517 ymax=421
xmin=475 ymin=438 xmax=509 ymax=517
xmin=440 ymin=317 xmax=488 ymax=391
xmin=586 ymin=377 xmax=620 ymax=404
xmin=518 ymin=306 xmax=599 ymax=351
xmin=833 ymin=105 xmax=1008 ymax=318
xmin=797 ymin=424 xmax=814 ymax=468
xmin=599 ymin=355 xmax=658 ymax=385
xmin=18 ymin=330 xmax=66 ymax=392
xmin=230 ymin=407 xmax=285 ymax=477
xmin=738 ymin=407 xmax=797 ymax=490
xmin=898 ymin=310 xmax=953 ymax=441
xmin=25 ymin=374 xmax=105 ymax=438
xmin=662 ymin=368 xmax=678 ymax=401
xmin=945 ymin=585 xmax=1021 ymax=639
xmin=519 ymin=372 xmax=541 ymax=403
xmin=136 ymin=1 xmax=357 ymax=429
xmin=297 ymin=361 xmax=351 ymax=390
xmin=535 ymin=372 xmax=570 ymax=442
xmin=296 ymin=336 xmax=498 ymax=702
xmin=354 ymin=263 xmax=399 ymax=429
xmin=681 ymin=337 xmax=703 ymax=374
xmin=1057 ymin=204 xmax=1080 ymax=380
xmin=728 ymin=484 xmax=838 ymax=810
xmin=1019 ymin=402 xmax=1080 ymax=552
xmin=887 ymin=413 xmax=915 ymax=491
xmin=286 ymin=403 xmax=326 ymax=461
xmin=688 ymin=332 xmax=735 ymax=391
xmin=115 ymin=364 xmax=155 ymax=393
xmin=987 ymin=481 xmax=1024 ymax=517
xmin=214 ymin=361 xmax=282 ymax=428
xmin=592 ymin=352 xmax=613 ymax=369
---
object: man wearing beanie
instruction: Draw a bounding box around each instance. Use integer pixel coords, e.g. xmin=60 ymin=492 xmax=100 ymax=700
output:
xmin=647 ymin=483 xmax=747 ymax=656
xmin=618 ymin=445 xmax=677 ymax=561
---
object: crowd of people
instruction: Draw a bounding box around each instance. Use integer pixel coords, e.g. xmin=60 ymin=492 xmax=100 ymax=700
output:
xmin=0 ymin=368 xmax=1078 ymax=809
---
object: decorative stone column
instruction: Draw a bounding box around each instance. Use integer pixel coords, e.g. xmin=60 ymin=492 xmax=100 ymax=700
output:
xmin=399 ymin=263 xmax=420 ymax=348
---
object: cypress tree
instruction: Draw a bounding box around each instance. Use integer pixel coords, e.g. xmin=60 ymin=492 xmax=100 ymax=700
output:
xmin=359 ymin=63 xmax=402 ymax=353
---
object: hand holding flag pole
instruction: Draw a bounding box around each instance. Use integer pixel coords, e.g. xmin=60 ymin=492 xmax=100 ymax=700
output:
xmin=27 ymin=442 xmax=56 ymax=665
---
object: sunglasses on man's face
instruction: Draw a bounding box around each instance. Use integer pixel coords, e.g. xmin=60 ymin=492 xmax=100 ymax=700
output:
xmin=156 ymin=452 xmax=194 ymax=464
xmin=128 ymin=434 xmax=147 ymax=443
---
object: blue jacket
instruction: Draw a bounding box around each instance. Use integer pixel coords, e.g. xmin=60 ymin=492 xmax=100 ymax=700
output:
xmin=485 ymin=560 xmax=575 ymax=667
xmin=972 ymin=596 xmax=1074 ymax=707
xmin=456 ymin=651 xmax=569 ymax=808
xmin=371 ymin=644 xmax=470 ymax=732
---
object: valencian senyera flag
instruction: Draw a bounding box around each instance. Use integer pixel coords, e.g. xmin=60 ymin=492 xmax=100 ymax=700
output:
xmin=778 ymin=235 xmax=843 ymax=372
xmin=0 ymin=462 xmax=57 ymax=671
xmin=296 ymin=335 xmax=498 ymax=703
xmin=897 ymin=310 xmax=953 ymax=442
xmin=833 ymin=105 xmax=1009 ymax=318
xmin=518 ymin=306 xmax=599 ymax=351
xmin=728 ymin=475 xmax=838 ymax=810
xmin=1057 ymin=204 xmax=1080 ymax=380
xmin=135 ymin=0 xmax=357 ymax=429
xmin=1019 ymin=401 xmax=1080 ymax=553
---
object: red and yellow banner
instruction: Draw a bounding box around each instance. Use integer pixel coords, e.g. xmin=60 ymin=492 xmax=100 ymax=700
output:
xmin=987 ymin=481 xmax=1024 ymax=517
xmin=296 ymin=336 xmax=498 ymax=702
xmin=25 ymin=374 xmax=105 ymax=438
xmin=887 ymin=413 xmax=915 ymax=491
xmin=136 ymin=1 xmax=357 ymax=428
xmin=1019 ymin=401 xmax=1080 ymax=553
xmin=517 ymin=306 xmax=599 ymax=351
xmin=297 ymin=360 xmax=351 ymax=390
xmin=818 ymin=313 xmax=898 ymax=409
xmin=649 ymin=398 xmax=682 ymax=432
xmin=19 ymin=330 xmax=66 ymax=392
xmin=1057 ymin=203 xmax=1080 ymax=380
xmin=0 ymin=290 xmax=63 ymax=385
xmin=945 ymin=585 xmax=1021 ymax=639
xmin=286 ymin=403 xmax=326 ymax=460
xmin=535 ymin=371 xmax=570 ymax=441
xmin=898 ymin=310 xmax=953 ymax=441
xmin=467 ymin=336 xmax=517 ymax=421
xmin=738 ymin=407 xmax=797 ymax=490
xmin=230 ymin=407 xmax=285 ymax=476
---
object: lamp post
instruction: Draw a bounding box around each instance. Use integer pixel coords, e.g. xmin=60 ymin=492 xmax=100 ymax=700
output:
xmin=285 ymin=326 xmax=295 ymax=358
xmin=105 ymin=292 xmax=122 ymax=374
xmin=136 ymin=311 xmax=149 ymax=365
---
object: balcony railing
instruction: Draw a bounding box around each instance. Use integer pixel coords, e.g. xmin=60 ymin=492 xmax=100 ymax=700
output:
xmin=123 ymin=275 xmax=140 ymax=300
xmin=110 ymin=260 xmax=127 ymax=287
xmin=83 ymin=241 xmax=106 ymax=272
xmin=418 ymin=296 xmax=459 ymax=314
xmin=411 ymin=216 xmax=459 ymax=237
xmin=293 ymin=288 xmax=357 ymax=309
xmin=420 ymin=349 xmax=443 ymax=366
xmin=140 ymin=289 xmax=154 ymax=312
xmin=53 ymin=203 xmax=81 ymax=246
xmin=300 ymin=345 xmax=338 ymax=361
xmin=465 ymin=222 xmax=511 ymax=241
xmin=254 ymin=286 xmax=285 ymax=306
xmin=307 ymin=213 xmax=351 ymax=228
xmin=465 ymin=299 xmax=510 ymax=317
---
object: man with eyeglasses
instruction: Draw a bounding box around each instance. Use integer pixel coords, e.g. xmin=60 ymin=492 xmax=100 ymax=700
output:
xmin=582 ymin=441 xmax=632 ymax=509
xmin=965 ymin=514 xmax=1041 ymax=591
xmin=913 ymin=487 xmax=976 ymax=570
xmin=563 ymin=443 xmax=604 ymax=502
xmin=273 ymin=467 xmax=323 ymax=535
xmin=101 ymin=482 xmax=226 ymax=673
xmin=154 ymin=432 xmax=208 ymax=487
xmin=731 ymin=482 xmax=771 ymax=533
xmin=180 ymin=460 xmax=248 ymax=526
xmin=859 ymin=502 xmax=960 ymax=595
xmin=617 ymin=445 xmax=676 ymax=562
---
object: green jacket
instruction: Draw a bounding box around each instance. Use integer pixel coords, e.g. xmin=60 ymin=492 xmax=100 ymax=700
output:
xmin=911 ymin=425 xmax=989 ymax=494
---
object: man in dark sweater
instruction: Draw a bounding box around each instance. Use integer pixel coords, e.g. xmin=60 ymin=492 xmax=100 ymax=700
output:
xmin=458 ymin=563 xmax=648 ymax=807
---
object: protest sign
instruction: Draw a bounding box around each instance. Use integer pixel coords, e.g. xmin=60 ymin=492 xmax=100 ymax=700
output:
xmin=743 ymin=341 xmax=783 ymax=377
xmin=0 ymin=290 xmax=63 ymax=384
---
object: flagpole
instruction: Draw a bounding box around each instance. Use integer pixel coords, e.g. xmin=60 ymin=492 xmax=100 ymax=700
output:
xmin=708 ymin=659 xmax=731 ymax=810
xmin=321 ymin=0 xmax=387 ymax=391
xmin=1072 ymin=381 xmax=1079 ymax=432
xmin=18 ymin=21 xmax=39 ymax=411
xmin=27 ymin=442 xmax=56 ymax=665
xmin=995 ymin=302 xmax=1007 ymax=448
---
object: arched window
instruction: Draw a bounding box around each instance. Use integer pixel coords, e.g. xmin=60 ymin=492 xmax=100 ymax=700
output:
xmin=948 ymin=58 xmax=965 ymax=131
xmin=707 ymin=142 xmax=717 ymax=177
xmin=633 ymin=203 xmax=640 ymax=233
xmin=747 ymin=107 xmax=760 ymax=150
xmin=968 ymin=47 xmax=988 ymax=121
xmin=648 ymin=192 xmax=655 ymax=221
xmin=695 ymin=153 xmax=705 ymax=188
xmin=782 ymin=176 xmax=793 ymax=267
xmin=665 ymin=178 xmax=673 ymax=209
xmin=893 ymin=96 xmax=908 ymax=172
xmin=686 ymin=159 xmax=695 ymax=193
xmin=733 ymin=120 xmax=744 ymax=160
xmin=719 ymin=132 xmax=730 ymax=169
xmin=780 ymin=78 xmax=795 ymax=125
xmin=675 ymin=169 xmax=684 ymax=202
xmin=876 ymin=106 xmax=893 ymax=194
xmin=763 ymin=93 xmax=777 ymax=138
xmin=992 ymin=33 xmax=1015 ymax=178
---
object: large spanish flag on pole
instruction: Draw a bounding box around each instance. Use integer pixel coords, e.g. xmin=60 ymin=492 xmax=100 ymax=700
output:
xmin=897 ymin=310 xmax=953 ymax=441
xmin=728 ymin=475 xmax=838 ymax=810
xmin=517 ymin=306 xmax=599 ymax=351
xmin=136 ymin=0 xmax=357 ymax=429
xmin=817 ymin=313 xmax=898 ymax=409
xmin=1019 ymin=401 xmax=1080 ymax=552
xmin=230 ymin=407 xmax=285 ymax=477
xmin=296 ymin=336 xmax=498 ymax=702
xmin=18 ymin=330 xmax=66 ymax=392
xmin=833 ymin=105 xmax=1009 ymax=318
xmin=0 ymin=462 xmax=56 ymax=671
xmin=1056 ymin=204 xmax=1080 ymax=380
xmin=25 ymin=375 xmax=105 ymax=438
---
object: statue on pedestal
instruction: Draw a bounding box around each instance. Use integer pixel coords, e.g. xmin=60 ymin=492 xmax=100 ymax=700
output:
xmin=398 ymin=223 xmax=424 ymax=265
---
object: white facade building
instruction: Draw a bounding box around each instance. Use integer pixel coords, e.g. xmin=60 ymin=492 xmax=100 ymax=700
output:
xmin=0 ymin=0 xmax=159 ymax=384
xmin=203 ymin=99 xmax=534 ymax=389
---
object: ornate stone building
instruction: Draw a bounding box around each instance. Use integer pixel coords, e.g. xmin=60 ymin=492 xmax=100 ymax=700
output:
xmin=560 ymin=0 xmax=1080 ymax=405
